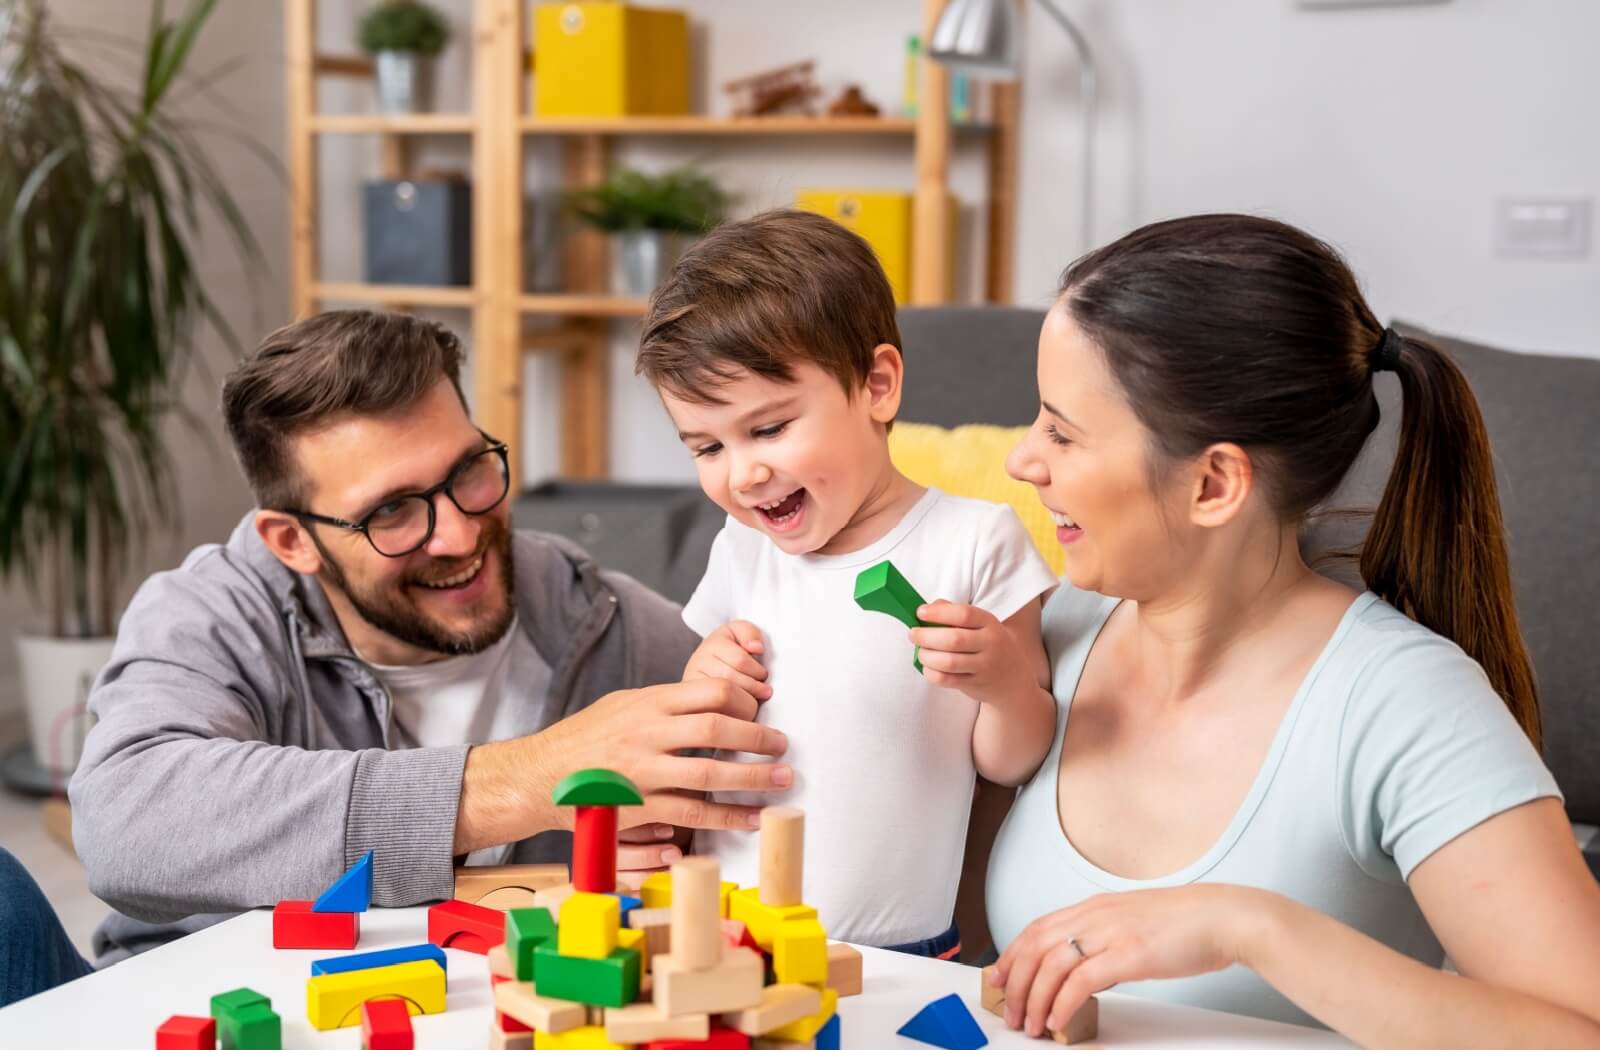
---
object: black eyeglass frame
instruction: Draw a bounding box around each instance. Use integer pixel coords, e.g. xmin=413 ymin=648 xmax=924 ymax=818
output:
xmin=293 ymin=437 xmax=511 ymax=558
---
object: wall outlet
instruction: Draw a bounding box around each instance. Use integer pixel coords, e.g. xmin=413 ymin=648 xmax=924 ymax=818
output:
xmin=1494 ymin=197 xmax=1592 ymax=260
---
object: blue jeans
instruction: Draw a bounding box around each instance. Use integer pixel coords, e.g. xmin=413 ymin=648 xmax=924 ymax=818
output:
xmin=0 ymin=848 xmax=94 ymax=1006
xmin=882 ymin=921 xmax=962 ymax=960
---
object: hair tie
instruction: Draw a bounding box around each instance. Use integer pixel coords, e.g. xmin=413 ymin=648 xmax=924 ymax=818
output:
xmin=1371 ymin=328 xmax=1404 ymax=373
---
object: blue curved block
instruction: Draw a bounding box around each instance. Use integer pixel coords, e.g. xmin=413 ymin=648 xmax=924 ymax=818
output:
xmin=310 ymin=942 xmax=446 ymax=977
xmin=897 ymin=993 xmax=988 ymax=1050
xmin=313 ymin=850 xmax=373 ymax=913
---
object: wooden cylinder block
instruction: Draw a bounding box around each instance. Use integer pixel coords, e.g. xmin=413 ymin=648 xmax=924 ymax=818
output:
xmin=670 ymin=856 xmax=722 ymax=971
xmin=759 ymin=806 xmax=804 ymax=907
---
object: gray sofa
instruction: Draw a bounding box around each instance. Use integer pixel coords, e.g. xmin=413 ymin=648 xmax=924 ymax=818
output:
xmin=513 ymin=306 xmax=1600 ymax=876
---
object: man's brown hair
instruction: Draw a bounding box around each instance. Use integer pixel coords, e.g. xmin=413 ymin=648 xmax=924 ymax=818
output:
xmin=222 ymin=310 xmax=467 ymax=510
xmin=636 ymin=208 xmax=902 ymax=403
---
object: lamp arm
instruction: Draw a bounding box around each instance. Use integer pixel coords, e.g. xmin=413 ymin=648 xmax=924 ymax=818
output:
xmin=1034 ymin=0 xmax=1098 ymax=250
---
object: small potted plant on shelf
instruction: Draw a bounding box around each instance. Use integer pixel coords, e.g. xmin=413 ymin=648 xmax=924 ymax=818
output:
xmin=565 ymin=166 xmax=731 ymax=298
xmin=358 ymin=0 xmax=450 ymax=114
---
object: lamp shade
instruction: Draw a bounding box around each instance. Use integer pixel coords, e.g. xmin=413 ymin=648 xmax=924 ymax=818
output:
xmin=927 ymin=0 xmax=1019 ymax=79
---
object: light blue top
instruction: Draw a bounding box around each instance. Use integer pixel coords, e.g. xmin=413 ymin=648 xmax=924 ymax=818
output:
xmin=986 ymin=587 xmax=1561 ymax=1027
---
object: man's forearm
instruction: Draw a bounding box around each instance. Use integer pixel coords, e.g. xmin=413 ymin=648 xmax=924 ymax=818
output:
xmin=454 ymin=733 xmax=566 ymax=854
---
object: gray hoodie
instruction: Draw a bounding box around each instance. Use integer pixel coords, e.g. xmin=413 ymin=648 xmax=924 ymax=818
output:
xmin=68 ymin=511 xmax=699 ymax=963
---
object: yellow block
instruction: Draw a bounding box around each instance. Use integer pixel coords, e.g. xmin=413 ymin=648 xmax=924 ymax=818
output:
xmin=305 ymin=959 xmax=445 ymax=1031
xmin=772 ymin=918 xmax=827 ymax=986
xmin=534 ymin=1025 xmax=628 ymax=1049
xmin=618 ymin=926 xmax=647 ymax=972
xmin=639 ymin=872 xmax=737 ymax=916
xmin=559 ymin=892 xmax=621 ymax=960
xmin=533 ymin=3 xmax=689 ymax=117
xmin=766 ymin=987 xmax=838 ymax=1043
xmin=727 ymin=888 xmax=818 ymax=951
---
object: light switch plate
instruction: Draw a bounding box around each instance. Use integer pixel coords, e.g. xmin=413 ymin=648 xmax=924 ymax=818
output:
xmin=1494 ymin=197 xmax=1592 ymax=260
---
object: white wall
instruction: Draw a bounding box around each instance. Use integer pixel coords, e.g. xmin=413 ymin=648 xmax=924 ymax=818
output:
xmin=2 ymin=0 xmax=1595 ymax=713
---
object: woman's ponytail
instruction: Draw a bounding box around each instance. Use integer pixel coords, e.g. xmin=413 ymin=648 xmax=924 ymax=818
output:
xmin=1360 ymin=332 xmax=1542 ymax=747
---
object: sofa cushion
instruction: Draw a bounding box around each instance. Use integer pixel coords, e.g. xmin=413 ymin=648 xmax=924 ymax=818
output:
xmin=1302 ymin=323 xmax=1600 ymax=823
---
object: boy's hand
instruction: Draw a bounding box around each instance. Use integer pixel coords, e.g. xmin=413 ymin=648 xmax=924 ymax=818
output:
xmin=684 ymin=620 xmax=772 ymax=701
xmin=911 ymin=601 xmax=1035 ymax=706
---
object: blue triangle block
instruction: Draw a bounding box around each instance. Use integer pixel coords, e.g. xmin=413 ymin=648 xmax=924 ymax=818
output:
xmin=313 ymin=850 xmax=373 ymax=913
xmin=897 ymin=993 xmax=988 ymax=1050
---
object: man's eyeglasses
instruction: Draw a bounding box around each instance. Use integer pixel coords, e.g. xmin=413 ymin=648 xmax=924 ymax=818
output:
xmin=295 ymin=440 xmax=511 ymax=558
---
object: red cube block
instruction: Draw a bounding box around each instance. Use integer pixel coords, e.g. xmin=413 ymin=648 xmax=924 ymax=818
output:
xmin=361 ymin=998 xmax=414 ymax=1050
xmin=272 ymin=899 xmax=359 ymax=949
xmin=155 ymin=1014 xmax=215 ymax=1050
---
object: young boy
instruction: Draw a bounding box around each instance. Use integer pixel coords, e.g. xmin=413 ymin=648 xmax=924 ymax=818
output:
xmin=636 ymin=209 xmax=1057 ymax=954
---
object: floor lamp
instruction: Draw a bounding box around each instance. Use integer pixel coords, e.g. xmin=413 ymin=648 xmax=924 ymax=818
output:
xmin=928 ymin=0 xmax=1099 ymax=252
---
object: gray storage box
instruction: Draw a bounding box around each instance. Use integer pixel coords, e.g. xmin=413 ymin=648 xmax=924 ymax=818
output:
xmin=364 ymin=178 xmax=471 ymax=286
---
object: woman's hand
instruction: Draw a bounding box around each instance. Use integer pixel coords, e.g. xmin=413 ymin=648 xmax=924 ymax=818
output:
xmin=910 ymin=601 xmax=1037 ymax=705
xmin=992 ymin=884 xmax=1276 ymax=1038
xmin=683 ymin=620 xmax=771 ymax=701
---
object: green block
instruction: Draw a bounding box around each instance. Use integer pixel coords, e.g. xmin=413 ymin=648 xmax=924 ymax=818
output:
xmin=210 ymin=987 xmax=269 ymax=1020
xmin=853 ymin=560 xmax=933 ymax=672
xmin=532 ymin=943 xmax=641 ymax=1007
xmin=218 ymin=1002 xmax=280 ymax=1050
xmin=506 ymin=906 xmax=558 ymax=981
xmin=552 ymin=768 xmax=644 ymax=807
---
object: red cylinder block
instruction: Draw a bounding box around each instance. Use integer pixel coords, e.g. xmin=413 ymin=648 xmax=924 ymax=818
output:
xmin=572 ymin=804 xmax=618 ymax=893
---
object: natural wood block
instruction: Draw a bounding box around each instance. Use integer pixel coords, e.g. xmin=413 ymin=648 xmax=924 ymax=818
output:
xmin=603 ymin=1001 xmax=711 ymax=1042
xmin=765 ymin=987 xmax=836 ymax=1043
xmin=534 ymin=882 xmax=577 ymax=915
xmin=489 ymin=1026 xmax=534 ymax=1050
xmin=455 ymin=863 xmax=569 ymax=909
xmin=979 ymin=967 xmax=1098 ymax=1044
xmin=653 ymin=945 xmax=764 ymax=1017
xmin=488 ymin=943 xmax=515 ymax=980
xmin=629 ymin=907 xmax=673 ymax=960
xmin=721 ymin=983 xmax=823 ymax=1036
xmin=751 ymin=1040 xmax=813 ymax=1050
xmin=493 ymin=981 xmax=585 ymax=1034
xmin=825 ymin=943 xmax=862 ymax=997
xmin=759 ymin=807 xmax=805 ymax=907
xmin=671 ymin=856 xmax=723 ymax=970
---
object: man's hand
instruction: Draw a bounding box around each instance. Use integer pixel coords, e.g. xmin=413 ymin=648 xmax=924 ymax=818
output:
xmin=453 ymin=678 xmax=790 ymax=854
xmin=617 ymin=822 xmax=690 ymax=877
xmin=683 ymin=620 xmax=771 ymax=701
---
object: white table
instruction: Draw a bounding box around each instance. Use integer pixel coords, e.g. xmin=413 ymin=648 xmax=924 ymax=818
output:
xmin=0 ymin=907 xmax=1354 ymax=1048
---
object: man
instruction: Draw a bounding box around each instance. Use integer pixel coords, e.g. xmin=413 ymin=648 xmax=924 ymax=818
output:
xmin=67 ymin=311 xmax=790 ymax=963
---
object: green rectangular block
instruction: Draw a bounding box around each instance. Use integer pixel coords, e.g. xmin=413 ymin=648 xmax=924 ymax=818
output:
xmin=210 ymin=987 xmax=269 ymax=1019
xmin=506 ymin=906 xmax=557 ymax=981
xmin=853 ymin=559 xmax=933 ymax=672
xmin=218 ymin=1002 xmax=281 ymax=1050
xmin=532 ymin=943 xmax=640 ymax=1007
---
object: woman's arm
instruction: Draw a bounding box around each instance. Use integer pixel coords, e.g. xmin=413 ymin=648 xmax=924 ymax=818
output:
xmin=1246 ymin=797 xmax=1600 ymax=1048
xmin=993 ymin=798 xmax=1600 ymax=1047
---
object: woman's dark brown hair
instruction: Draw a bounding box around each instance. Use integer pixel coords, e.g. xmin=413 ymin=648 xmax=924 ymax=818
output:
xmin=1059 ymin=213 xmax=1540 ymax=746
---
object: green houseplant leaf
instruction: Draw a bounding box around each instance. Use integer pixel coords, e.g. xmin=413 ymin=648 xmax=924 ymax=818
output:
xmin=564 ymin=166 xmax=731 ymax=235
xmin=358 ymin=0 xmax=450 ymax=55
xmin=0 ymin=0 xmax=268 ymax=637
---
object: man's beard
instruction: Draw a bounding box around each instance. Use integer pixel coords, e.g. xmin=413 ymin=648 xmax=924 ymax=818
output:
xmin=318 ymin=517 xmax=517 ymax=657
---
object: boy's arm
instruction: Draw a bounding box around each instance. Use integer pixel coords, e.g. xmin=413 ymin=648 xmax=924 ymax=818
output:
xmin=914 ymin=596 xmax=1055 ymax=786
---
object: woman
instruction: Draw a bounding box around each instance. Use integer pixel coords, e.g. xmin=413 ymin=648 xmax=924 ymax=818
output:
xmin=977 ymin=215 xmax=1600 ymax=1045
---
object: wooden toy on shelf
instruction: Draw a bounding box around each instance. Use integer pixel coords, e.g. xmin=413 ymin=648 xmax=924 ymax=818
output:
xmin=825 ymin=85 xmax=880 ymax=117
xmin=723 ymin=61 xmax=819 ymax=117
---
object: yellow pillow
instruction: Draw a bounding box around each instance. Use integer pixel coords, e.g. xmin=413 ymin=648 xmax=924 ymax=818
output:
xmin=888 ymin=422 xmax=1064 ymax=575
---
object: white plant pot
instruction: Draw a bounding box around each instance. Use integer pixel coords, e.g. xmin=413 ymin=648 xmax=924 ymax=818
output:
xmin=610 ymin=229 xmax=675 ymax=298
xmin=374 ymin=50 xmax=433 ymax=114
xmin=16 ymin=634 xmax=114 ymax=778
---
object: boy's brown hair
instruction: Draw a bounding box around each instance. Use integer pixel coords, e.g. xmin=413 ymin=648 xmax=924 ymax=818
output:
xmin=637 ymin=209 xmax=902 ymax=404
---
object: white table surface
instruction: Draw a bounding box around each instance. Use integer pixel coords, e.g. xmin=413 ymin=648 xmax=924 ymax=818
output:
xmin=0 ymin=906 xmax=1355 ymax=1048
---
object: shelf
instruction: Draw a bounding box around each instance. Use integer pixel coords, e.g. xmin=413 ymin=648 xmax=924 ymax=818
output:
xmin=312 ymin=282 xmax=478 ymax=307
xmin=519 ymin=115 xmax=990 ymax=137
xmin=309 ymin=113 xmax=476 ymax=134
xmin=519 ymin=294 xmax=650 ymax=317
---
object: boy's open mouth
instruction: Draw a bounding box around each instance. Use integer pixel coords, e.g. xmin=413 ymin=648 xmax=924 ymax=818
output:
xmin=756 ymin=488 xmax=807 ymax=530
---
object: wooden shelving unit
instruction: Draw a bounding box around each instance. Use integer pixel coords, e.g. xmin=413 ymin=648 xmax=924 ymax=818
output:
xmin=286 ymin=0 xmax=1019 ymax=482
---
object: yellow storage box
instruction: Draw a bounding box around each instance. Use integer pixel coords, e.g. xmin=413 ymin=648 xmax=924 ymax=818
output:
xmin=533 ymin=3 xmax=689 ymax=117
xmin=794 ymin=189 xmax=954 ymax=304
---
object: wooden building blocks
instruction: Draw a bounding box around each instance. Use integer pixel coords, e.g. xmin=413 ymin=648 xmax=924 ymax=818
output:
xmin=428 ymin=897 xmax=507 ymax=954
xmin=603 ymin=1001 xmax=711 ymax=1042
xmin=771 ymin=919 xmax=826 ymax=987
xmin=360 ymin=997 xmax=414 ymax=1050
xmin=897 ymin=993 xmax=988 ymax=1050
xmin=155 ymin=1015 xmax=215 ymax=1050
xmin=506 ymin=906 xmax=558 ymax=980
xmin=853 ymin=559 xmax=933 ymax=671
xmin=455 ymin=863 xmax=569 ymax=910
xmin=311 ymin=943 xmax=447 ymax=978
xmin=533 ymin=942 xmax=642 ymax=1007
xmin=720 ymin=984 xmax=822 ymax=1036
xmin=825 ymin=944 xmax=862 ymax=997
xmin=494 ymin=981 xmax=587 ymax=1034
xmin=272 ymin=899 xmax=359 ymax=950
xmin=560 ymin=892 xmax=622 ymax=960
xmin=978 ymin=965 xmax=1098 ymax=1044
xmin=646 ymin=1028 xmax=751 ymax=1050
xmin=764 ymin=987 xmax=836 ymax=1044
xmin=553 ymin=768 xmax=643 ymax=894
xmin=314 ymin=850 xmax=373 ymax=913
xmin=305 ymin=959 xmax=445 ymax=1031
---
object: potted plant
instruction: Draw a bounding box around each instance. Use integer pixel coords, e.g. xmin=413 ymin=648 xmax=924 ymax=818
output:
xmin=565 ymin=166 xmax=731 ymax=297
xmin=0 ymin=0 xmax=265 ymax=785
xmin=358 ymin=0 xmax=450 ymax=115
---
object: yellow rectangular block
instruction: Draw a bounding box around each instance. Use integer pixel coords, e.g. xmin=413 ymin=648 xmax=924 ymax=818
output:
xmin=765 ymin=987 xmax=837 ymax=1043
xmin=772 ymin=918 xmax=827 ymax=986
xmin=728 ymin=887 xmax=817 ymax=951
xmin=639 ymin=872 xmax=738 ymax=916
xmin=306 ymin=959 xmax=445 ymax=1031
xmin=559 ymin=892 xmax=621 ymax=960
xmin=533 ymin=1025 xmax=628 ymax=1049
xmin=618 ymin=926 xmax=648 ymax=972
xmin=533 ymin=3 xmax=689 ymax=117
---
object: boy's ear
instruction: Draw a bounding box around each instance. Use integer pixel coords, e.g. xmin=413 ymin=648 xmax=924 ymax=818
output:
xmin=864 ymin=343 xmax=904 ymax=424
